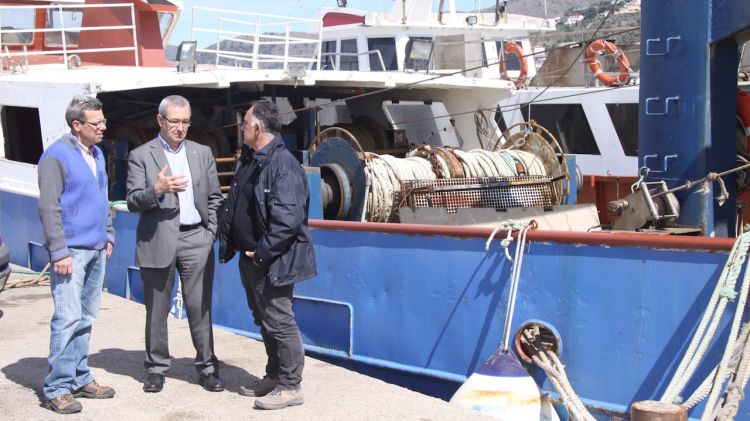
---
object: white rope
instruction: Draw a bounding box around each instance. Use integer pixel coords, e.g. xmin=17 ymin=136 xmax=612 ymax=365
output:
xmin=488 ymin=221 xmax=594 ymax=421
xmin=701 ymin=237 xmax=750 ymax=421
xmin=523 ymin=329 xmax=595 ymax=421
xmin=660 ymin=232 xmax=750 ymax=404
xmin=501 ymin=223 xmax=531 ymax=352
xmin=514 ymin=150 xmax=547 ymax=176
xmin=362 ymin=147 xmax=552 ymax=222
xmin=485 ymin=221 xmax=532 ymax=353
xmin=683 ymin=323 xmax=750 ymax=409
xmin=715 ymin=323 xmax=750 ymax=420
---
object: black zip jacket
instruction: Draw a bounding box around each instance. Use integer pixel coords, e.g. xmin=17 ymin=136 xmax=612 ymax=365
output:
xmin=217 ymin=136 xmax=317 ymax=286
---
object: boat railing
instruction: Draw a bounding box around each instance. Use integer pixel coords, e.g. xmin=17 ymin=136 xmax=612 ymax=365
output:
xmin=215 ymin=155 xmax=238 ymax=193
xmin=0 ymin=3 xmax=138 ymax=72
xmin=190 ymin=7 xmax=322 ymax=71
xmin=318 ymin=50 xmax=386 ymax=71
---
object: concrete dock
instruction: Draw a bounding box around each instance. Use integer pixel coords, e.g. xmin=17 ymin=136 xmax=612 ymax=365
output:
xmin=0 ymin=282 xmax=491 ymax=421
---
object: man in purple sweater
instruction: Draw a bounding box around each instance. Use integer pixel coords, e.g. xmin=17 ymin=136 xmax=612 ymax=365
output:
xmin=37 ymin=96 xmax=115 ymax=414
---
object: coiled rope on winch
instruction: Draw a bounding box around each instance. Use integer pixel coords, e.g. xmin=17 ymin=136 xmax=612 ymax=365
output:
xmin=659 ymin=231 xmax=750 ymax=420
xmin=362 ymin=146 xmax=549 ymax=222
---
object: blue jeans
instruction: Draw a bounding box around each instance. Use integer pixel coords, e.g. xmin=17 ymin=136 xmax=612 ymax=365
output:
xmin=43 ymin=248 xmax=106 ymax=400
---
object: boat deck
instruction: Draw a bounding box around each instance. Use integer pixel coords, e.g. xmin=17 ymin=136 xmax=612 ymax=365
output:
xmin=0 ymin=281 xmax=489 ymax=420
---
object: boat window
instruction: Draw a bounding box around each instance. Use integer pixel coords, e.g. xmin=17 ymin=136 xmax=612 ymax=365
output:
xmin=404 ymin=37 xmax=433 ymax=71
xmin=497 ymin=41 xmax=521 ymax=71
xmin=367 ymin=37 xmax=397 ymax=71
xmin=1 ymin=106 xmax=43 ymax=165
xmin=432 ymin=34 xmax=465 ymax=71
xmin=320 ymin=40 xmax=336 ymax=70
xmin=44 ymin=8 xmax=82 ymax=47
xmin=157 ymin=12 xmax=175 ymax=44
xmin=0 ymin=8 xmax=34 ymax=45
xmin=383 ymin=100 xmax=462 ymax=148
xmin=521 ymin=104 xmax=600 ymax=155
xmin=606 ymin=103 xmax=638 ymax=157
xmin=340 ymin=38 xmax=358 ymax=71
xmin=494 ymin=106 xmax=509 ymax=134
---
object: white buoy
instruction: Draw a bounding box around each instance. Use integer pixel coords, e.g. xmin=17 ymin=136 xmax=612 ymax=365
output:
xmin=450 ymin=348 xmax=560 ymax=420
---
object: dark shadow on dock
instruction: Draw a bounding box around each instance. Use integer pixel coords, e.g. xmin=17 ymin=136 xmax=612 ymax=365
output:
xmin=1 ymin=357 xmax=47 ymax=400
xmin=1 ymin=349 xmax=258 ymax=401
xmin=88 ymin=348 xmax=257 ymax=394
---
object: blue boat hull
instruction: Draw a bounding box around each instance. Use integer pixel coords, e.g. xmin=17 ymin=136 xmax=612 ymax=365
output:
xmin=2 ymin=190 xmax=745 ymax=419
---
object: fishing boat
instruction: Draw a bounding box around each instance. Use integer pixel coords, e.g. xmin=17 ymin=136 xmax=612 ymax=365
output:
xmin=1 ymin=0 xmax=750 ymax=420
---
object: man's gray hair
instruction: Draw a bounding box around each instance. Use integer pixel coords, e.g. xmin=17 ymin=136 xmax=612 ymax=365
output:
xmin=65 ymin=95 xmax=103 ymax=128
xmin=250 ymin=100 xmax=281 ymax=133
xmin=158 ymin=95 xmax=191 ymax=116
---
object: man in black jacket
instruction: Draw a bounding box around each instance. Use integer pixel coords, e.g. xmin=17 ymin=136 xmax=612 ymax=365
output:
xmin=217 ymin=100 xmax=316 ymax=410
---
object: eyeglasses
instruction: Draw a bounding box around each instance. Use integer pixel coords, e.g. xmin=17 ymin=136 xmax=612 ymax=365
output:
xmin=79 ymin=119 xmax=107 ymax=128
xmin=162 ymin=116 xmax=192 ymax=127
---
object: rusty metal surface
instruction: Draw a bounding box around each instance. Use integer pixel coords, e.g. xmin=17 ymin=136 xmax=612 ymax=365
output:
xmin=631 ymin=400 xmax=687 ymax=421
xmin=308 ymin=219 xmax=736 ymax=252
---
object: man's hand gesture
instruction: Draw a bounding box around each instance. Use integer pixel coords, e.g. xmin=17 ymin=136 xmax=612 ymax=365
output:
xmin=154 ymin=164 xmax=188 ymax=196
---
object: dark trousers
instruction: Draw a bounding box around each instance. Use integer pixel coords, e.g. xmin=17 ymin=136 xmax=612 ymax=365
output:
xmin=141 ymin=227 xmax=218 ymax=375
xmin=239 ymin=255 xmax=304 ymax=388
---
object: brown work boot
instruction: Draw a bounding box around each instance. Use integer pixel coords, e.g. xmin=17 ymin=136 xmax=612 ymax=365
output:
xmin=44 ymin=394 xmax=82 ymax=414
xmin=239 ymin=376 xmax=279 ymax=397
xmin=254 ymin=386 xmax=304 ymax=410
xmin=73 ymin=380 xmax=115 ymax=399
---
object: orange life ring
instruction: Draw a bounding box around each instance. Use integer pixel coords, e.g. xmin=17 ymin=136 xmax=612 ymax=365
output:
xmin=499 ymin=42 xmax=528 ymax=88
xmin=738 ymin=89 xmax=750 ymax=150
xmin=585 ymin=39 xmax=630 ymax=86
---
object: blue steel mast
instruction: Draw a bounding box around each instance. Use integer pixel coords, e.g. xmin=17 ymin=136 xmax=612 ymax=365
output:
xmin=639 ymin=0 xmax=750 ymax=237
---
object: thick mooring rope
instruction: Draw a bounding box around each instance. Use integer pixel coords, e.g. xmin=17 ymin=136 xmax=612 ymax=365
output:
xmin=362 ymin=146 xmax=549 ymax=222
xmin=5 ymin=263 xmax=50 ymax=289
xmin=658 ymin=231 xmax=750 ymax=419
xmin=714 ymin=322 xmax=750 ymax=420
xmin=521 ymin=329 xmax=596 ymax=421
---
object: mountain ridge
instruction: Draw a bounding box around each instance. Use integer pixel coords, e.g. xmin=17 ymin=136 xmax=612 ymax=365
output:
xmin=505 ymin=0 xmax=602 ymax=19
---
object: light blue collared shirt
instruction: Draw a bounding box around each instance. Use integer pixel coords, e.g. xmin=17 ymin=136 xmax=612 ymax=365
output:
xmin=158 ymin=135 xmax=201 ymax=225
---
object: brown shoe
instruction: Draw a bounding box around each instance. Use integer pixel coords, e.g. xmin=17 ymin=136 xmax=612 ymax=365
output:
xmin=44 ymin=394 xmax=82 ymax=414
xmin=239 ymin=376 xmax=279 ymax=397
xmin=254 ymin=386 xmax=303 ymax=410
xmin=73 ymin=380 xmax=115 ymax=399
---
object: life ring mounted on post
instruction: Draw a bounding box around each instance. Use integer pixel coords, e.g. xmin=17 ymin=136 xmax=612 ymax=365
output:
xmin=585 ymin=39 xmax=631 ymax=86
xmin=499 ymin=41 xmax=528 ymax=88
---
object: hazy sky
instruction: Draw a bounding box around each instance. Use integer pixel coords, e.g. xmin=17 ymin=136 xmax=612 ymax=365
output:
xmin=169 ymin=0 xmax=490 ymax=45
xmin=170 ymin=1 xmax=390 ymax=45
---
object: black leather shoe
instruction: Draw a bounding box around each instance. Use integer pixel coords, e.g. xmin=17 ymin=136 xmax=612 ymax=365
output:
xmin=143 ymin=373 xmax=165 ymax=393
xmin=198 ymin=372 xmax=225 ymax=392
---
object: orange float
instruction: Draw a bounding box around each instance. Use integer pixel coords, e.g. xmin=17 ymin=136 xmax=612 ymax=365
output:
xmin=499 ymin=42 xmax=528 ymax=88
xmin=585 ymin=39 xmax=631 ymax=86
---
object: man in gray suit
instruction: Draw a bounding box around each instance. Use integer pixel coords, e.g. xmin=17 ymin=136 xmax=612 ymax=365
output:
xmin=126 ymin=95 xmax=224 ymax=393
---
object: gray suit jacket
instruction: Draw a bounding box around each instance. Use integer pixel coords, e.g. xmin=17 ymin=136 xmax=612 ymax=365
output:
xmin=126 ymin=138 xmax=222 ymax=268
